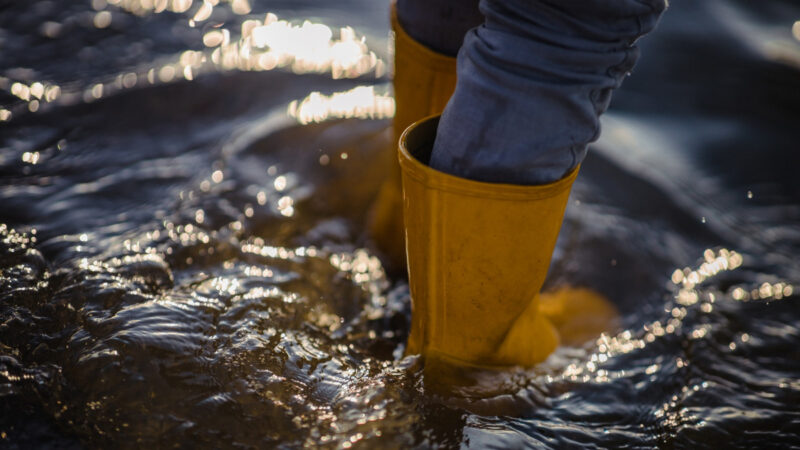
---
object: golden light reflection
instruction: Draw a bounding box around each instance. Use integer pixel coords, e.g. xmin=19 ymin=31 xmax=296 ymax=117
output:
xmin=328 ymin=249 xmax=387 ymax=300
xmin=549 ymin=248 xmax=770 ymax=385
xmin=793 ymin=21 xmax=800 ymax=41
xmin=105 ymin=0 xmax=194 ymax=16
xmin=158 ymin=66 xmax=176 ymax=83
xmin=203 ymin=29 xmax=228 ymax=47
xmin=287 ymin=86 xmax=395 ymax=125
xmin=2 ymin=79 xmax=62 ymax=117
xmin=188 ymin=0 xmax=251 ymax=25
xmin=240 ymin=240 xmax=318 ymax=260
xmin=91 ymin=83 xmax=104 ymax=99
xmin=40 ymin=21 xmax=63 ymax=38
xmin=163 ymin=221 xmax=212 ymax=246
xmin=670 ymin=248 xmax=743 ymax=295
xmin=94 ymin=11 xmax=113 ymax=28
xmin=276 ymin=195 xmax=294 ymax=217
xmin=0 ymin=225 xmax=37 ymax=247
xmin=21 ymin=152 xmax=41 ymax=164
xmin=273 ymin=175 xmax=287 ymax=191
xmin=11 ymin=82 xmax=30 ymax=101
xmin=192 ymin=1 xmax=213 ymax=22
xmin=30 ymin=82 xmax=44 ymax=99
xmin=230 ymin=0 xmax=251 ymax=15
xmin=237 ymin=241 xmax=388 ymax=307
xmin=731 ymin=282 xmax=793 ymax=302
xmin=201 ymin=14 xmax=386 ymax=78
xmin=0 ymin=5 xmax=386 ymax=121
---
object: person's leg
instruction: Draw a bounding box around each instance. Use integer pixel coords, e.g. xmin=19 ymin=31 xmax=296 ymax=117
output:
xmin=430 ymin=0 xmax=667 ymax=185
xmin=390 ymin=0 xmax=482 ymax=142
xmin=370 ymin=0 xmax=480 ymax=269
xmin=399 ymin=0 xmax=667 ymax=369
xmin=395 ymin=0 xmax=482 ymax=57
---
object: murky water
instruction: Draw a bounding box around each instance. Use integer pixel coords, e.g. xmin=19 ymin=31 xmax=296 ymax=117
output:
xmin=2 ymin=0 xmax=800 ymax=448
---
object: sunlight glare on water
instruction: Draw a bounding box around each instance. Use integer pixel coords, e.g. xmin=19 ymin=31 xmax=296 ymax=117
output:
xmin=288 ymin=86 xmax=395 ymax=125
xmin=0 ymin=1 xmax=387 ymax=121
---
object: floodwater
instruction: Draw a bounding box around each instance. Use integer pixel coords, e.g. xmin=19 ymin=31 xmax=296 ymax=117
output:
xmin=1 ymin=0 xmax=799 ymax=447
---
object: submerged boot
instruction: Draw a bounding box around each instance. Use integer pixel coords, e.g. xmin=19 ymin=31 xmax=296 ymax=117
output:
xmin=369 ymin=4 xmax=456 ymax=269
xmin=399 ymin=116 xmax=616 ymax=368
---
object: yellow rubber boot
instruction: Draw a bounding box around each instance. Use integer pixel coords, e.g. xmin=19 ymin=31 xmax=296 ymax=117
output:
xmin=399 ymin=115 xmax=614 ymax=368
xmin=369 ymin=4 xmax=457 ymax=269
xmin=539 ymin=287 xmax=620 ymax=347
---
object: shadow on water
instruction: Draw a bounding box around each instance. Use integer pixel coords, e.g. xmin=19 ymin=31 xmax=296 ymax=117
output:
xmin=1 ymin=0 xmax=800 ymax=448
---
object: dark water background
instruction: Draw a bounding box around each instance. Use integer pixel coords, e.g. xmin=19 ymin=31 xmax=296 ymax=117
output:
xmin=1 ymin=0 xmax=800 ymax=448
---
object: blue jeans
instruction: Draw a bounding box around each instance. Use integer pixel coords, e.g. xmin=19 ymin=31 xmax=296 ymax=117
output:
xmin=397 ymin=0 xmax=667 ymax=184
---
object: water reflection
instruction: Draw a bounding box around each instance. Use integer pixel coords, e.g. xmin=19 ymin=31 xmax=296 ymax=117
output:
xmin=93 ymin=10 xmax=113 ymax=28
xmin=2 ymin=79 xmax=62 ymax=116
xmin=203 ymin=14 xmax=386 ymax=78
xmin=288 ymin=86 xmax=395 ymax=125
xmin=2 ymin=0 xmax=800 ymax=447
xmin=547 ymin=247 xmax=793 ymax=389
xmin=105 ymin=0 xmax=194 ymax=15
xmin=0 ymin=3 xmax=386 ymax=122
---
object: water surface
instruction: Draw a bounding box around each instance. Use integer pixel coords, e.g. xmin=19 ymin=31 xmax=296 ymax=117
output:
xmin=1 ymin=0 xmax=799 ymax=447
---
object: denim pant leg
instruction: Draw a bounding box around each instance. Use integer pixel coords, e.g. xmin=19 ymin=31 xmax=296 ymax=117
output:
xmin=395 ymin=0 xmax=482 ymax=57
xmin=416 ymin=0 xmax=668 ymax=185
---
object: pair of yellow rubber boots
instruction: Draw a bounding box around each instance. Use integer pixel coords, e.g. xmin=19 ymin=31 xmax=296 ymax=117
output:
xmin=372 ymin=9 xmax=617 ymax=369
